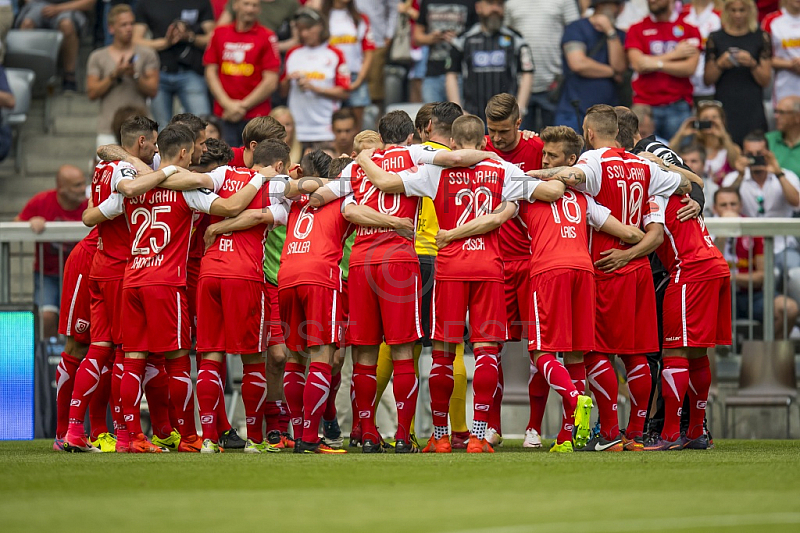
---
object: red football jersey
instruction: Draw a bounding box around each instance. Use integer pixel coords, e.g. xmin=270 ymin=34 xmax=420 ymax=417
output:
xmin=521 ymin=191 xmax=611 ymax=276
xmin=401 ymin=159 xmax=519 ymax=281
xmin=574 ymin=147 xmax=682 ymax=276
xmin=486 ymin=135 xmax=544 ymax=261
xmin=188 ymin=213 xmax=210 ymax=260
xmin=278 ymin=195 xmax=353 ymax=290
xmin=341 ymin=147 xmax=422 ymax=266
xmin=201 ymin=168 xmax=288 ymax=282
xmin=90 ymin=160 xmax=136 ymax=281
xmin=123 ymin=188 xmax=219 ymax=288
xmin=645 ymin=194 xmax=730 ymax=283
xmin=79 ymin=226 xmax=100 ymax=255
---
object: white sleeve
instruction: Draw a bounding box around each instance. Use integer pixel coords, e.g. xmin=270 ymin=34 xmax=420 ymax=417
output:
xmin=585 ymin=195 xmax=611 ymax=229
xmin=111 ymin=162 xmax=137 ymax=192
xmin=206 ymin=166 xmax=230 ymax=193
xmin=399 ymin=164 xmax=439 ymax=198
xmin=721 ymin=170 xmax=740 ymax=187
xmin=268 ymin=202 xmax=289 ymax=227
xmin=573 ymin=149 xmax=603 ymax=196
xmin=151 ymin=152 xmax=161 ymax=171
xmin=342 ymin=192 xmax=357 ymax=211
xmin=182 ymin=189 xmax=221 ymax=214
xmin=97 ymin=192 xmax=125 ymax=219
xmin=503 ymin=176 xmax=541 ymax=202
xmin=407 ymin=143 xmax=441 ymax=165
xmin=642 ymin=195 xmax=667 ymax=227
xmin=646 ymin=160 xmax=683 ymax=198
xmin=267 ymin=177 xmax=289 ymax=204
xmin=326 ymin=162 xmax=356 ymax=198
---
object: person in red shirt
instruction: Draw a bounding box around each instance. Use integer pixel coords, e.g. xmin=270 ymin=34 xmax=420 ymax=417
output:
xmin=528 ymin=104 xmax=700 ymax=452
xmin=643 ymin=189 xmax=731 ymax=451
xmin=482 ymin=93 xmax=544 ymax=446
xmin=204 ymin=0 xmax=281 ymax=148
xmin=15 ymin=164 xmax=88 ymax=338
xmin=115 ymin=125 xmax=269 ymax=453
xmin=626 ymin=0 xmax=702 ymax=140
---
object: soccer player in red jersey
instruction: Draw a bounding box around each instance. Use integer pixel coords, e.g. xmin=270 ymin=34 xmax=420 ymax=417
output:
xmin=483 ymin=93 xmax=544 ymax=447
xmin=643 ymin=190 xmax=731 ymax=450
xmin=53 ymin=227 xmax=100 ymax=451
xmin=190 ymin=140 xmax=292 ymax=454
xmin=438 ymin=130 xmax=645 ymax=453
xmin=528 ymin=104 xmax=701 ymax=452
xmin=115 ymin=125 xmax=269 ymax=453
xmin=314 ymin=111 xmax=495 ymax=452
xmin=357 ymin=114 xmax=543 ymax=453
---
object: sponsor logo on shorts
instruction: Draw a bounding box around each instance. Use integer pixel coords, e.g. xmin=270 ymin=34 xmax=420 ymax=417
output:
xmin=638 ymin=410 xmax=648 ymax=418
xmin=124 ymin=414 xmax=134 ymax=422
xmin=358 ymin=411 xmax=371 ymax=419
xmin=666 ymin=336 xmax=681 ymax=342
xmin=475 ymin=403 xmax=490 ymax=412
xmin=75 ymin=319 xmax=89 ymax=334
xmin=201 ymin=415 xmax=214 ymax=424
xmin=697 ymin=401 xmax=707 ymax=409
xmin=70 ymin=399 xmax=81 ymax=407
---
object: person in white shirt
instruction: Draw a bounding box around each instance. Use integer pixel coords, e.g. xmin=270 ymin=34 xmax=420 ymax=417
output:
xmin=680 ymin=0 xmax=722 ymax=102
xmin=763 ymin=0 xmax=800 ymax=103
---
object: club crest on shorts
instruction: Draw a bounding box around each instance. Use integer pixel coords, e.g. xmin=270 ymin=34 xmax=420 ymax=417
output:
xmin=74 ymin=319 xmax=89 ymax=334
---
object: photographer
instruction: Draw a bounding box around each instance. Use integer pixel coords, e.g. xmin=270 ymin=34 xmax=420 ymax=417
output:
xmin=722 ymin=130 xmax=800 ymax=278
xmin=134 ymin=0 xmax=215 ymax=127
xmin=670 ymin=100 xmax=742 ymax=184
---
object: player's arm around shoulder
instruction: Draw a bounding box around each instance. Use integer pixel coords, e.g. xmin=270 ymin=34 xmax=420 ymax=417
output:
xmin=205 ymin=173 xmax=267 ymax=217
xmin=586 ymin=194 xmax=644 ymax=244
xmin=526 ymin=166 xmax=587 ymax=192
xmin=342 ymin=201 xmax=415 ymax=239
xmin=355 ymin=148 xmax=406 ymax=194
xmin=436 ymin=201 xmax=518 ymax=249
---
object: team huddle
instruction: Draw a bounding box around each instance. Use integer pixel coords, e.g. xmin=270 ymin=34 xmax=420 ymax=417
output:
xmin=53 ymin=93 xmax=730 ymax=455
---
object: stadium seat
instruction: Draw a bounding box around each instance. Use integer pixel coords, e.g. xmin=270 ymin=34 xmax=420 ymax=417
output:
xmin=3 ymin=68 xmax=36 ymax=174
xmin=724 ymin=340 xmax=797 ymax=438
xmin=3 ymin=30 xmax=63 ymax=133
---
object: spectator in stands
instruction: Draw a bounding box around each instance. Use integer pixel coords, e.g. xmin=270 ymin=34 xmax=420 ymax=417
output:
xmin=714 ymin=187 xmax=799 ymax=338
xmin=15 ymin=0 xmax=96 ymax=91
xmin=355 ymin=0 xmax=398 ymax=112
xmin=332 ymin=108 xmax=357 ymax=156
xmin=626 ymin=0 xmax=702 ymax=140
xmin=670 ymin=100 xmax=742 ymax=184
xmin=413 ymin=0 xmax=477 ymax=104
xmin=0 ymin=65 xmax=14 ymax=162
xmin=446 ymin=0 xmax=533 ymax=124
xmin=766 ymin=96 xmax=800 ymax=177
xmin=86 ymin=4 xmax=159 ymax=148
xmin=14 ymin=164 xmax=88 ymax=337
xmin=269 ymin=106 xmax=303 ymax=166
xmin=401 ymin=0 xmax=425 ymax=103
xmin=204 ymin=0 xmax=281 ymax=147
xmin=505 ymin=0 xmax=579 ymax=132
xmin=722 ymin=130 xmax=800 ymax=277
xmin=322 ymin=0 xmax=375 ymax=130
xmin=678 ymin=143 xmax=717 ymax=215
xmin=763 ymin=0 xmax=800 ymax=104
xmin=281 ymin=8 xmax=350 ymax=148
xmin=218 ymin=0 xmax=299 ymax=52
xmin=616 ymin=0 xmax=649 ymax=31
xmin=0 ymin=0 xmax=12 ymax=62
xmin=134 ymin=0 xmax=214 ymax=127
xmin=202 ymin=114 xmax=223 ymax=140
xmin=704 ymin=0 xmax=772 ymax=146
xmin=679 ymin=0 xmax=722 ymax=105
xmin=556 ymin=0 xmax=627 ymax=132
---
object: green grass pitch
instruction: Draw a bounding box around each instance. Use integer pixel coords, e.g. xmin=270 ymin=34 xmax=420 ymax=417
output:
xmin=2 ymin=440 xmax=800 ymax=532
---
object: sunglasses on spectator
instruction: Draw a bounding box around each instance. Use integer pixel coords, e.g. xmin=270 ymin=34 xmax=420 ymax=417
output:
xmin=757 ymin=195 xmax=765 ymax=215
xmin=697 ymin=100 xmax=724 ymax=110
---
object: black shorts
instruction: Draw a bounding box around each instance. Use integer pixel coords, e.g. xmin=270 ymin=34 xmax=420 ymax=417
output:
xmin=418 ymin=255 xmax=435 ymax=347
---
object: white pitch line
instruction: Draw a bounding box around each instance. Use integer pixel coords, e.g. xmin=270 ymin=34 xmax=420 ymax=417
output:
xmin=451 ymin=512 xmax=800 ymax=533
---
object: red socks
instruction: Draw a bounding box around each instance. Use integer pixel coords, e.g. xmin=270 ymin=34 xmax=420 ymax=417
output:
xmin=661 ymin=356 xmax=690 ymax=441
xmin=55 ymin=352 xmax=80 ymax=439
xmin=302 ymin=362 xmax=332 ymax=443
xmin=283 ymin=361 xmax=306 ymax=440
xmin=527 ymin=358 xmax=548 ymax=433
xmin=565 ymin=361 xmax=586 ymax=395
xmin=392 ymin=359 xmax=418 ymax=441
xmin=623 ymin=355 xmax=652 ymax=439
xmin=67 ymin=344 xmax=113 ymax=440
xmin=472 ymin=346 xmax=499 ymax=424
xmin=324 ymin=370 xmax=342 ymax=421
xmin=687 ymin=356 xmax=711 ymax=440
xmin=429 ymin=350 xmax=455 ymax=431
xmin=144 ymin=354 xmax=173 ymax=439
xmin=197 ymin=358 xmax=224 ymax=443
xmin=242 ymin=362 xmax=268 ymax=444
xmin=120 ymin=357 xmax=147 ymax=437
xmin=88 ymin=361 xmax=112 ymax=439
xmin=111 ymin=348 xmax=126 ymax=438
xmin=353 ymin=363 xmax=379 ymax=442
xmin=164 ymin=355 xmax=197 ymax=438
xmin=264 ymin=401 xmax=282 ymax=433
xmin=585 ymin=352 xmax=619 ymax=440
xmin=535 ymin=353 xmax=579 ymax=443
xmin=488 ymin=360 xmax=504 ymax=433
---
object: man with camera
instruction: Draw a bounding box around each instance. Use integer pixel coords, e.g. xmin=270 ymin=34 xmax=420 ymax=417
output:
xmin=722 ymin=130 xmax=800 ymax=279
